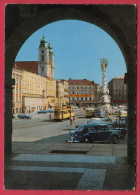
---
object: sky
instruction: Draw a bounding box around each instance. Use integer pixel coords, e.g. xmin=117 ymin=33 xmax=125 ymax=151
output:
xmin=15 ymin=20 xmax=127 ymax=84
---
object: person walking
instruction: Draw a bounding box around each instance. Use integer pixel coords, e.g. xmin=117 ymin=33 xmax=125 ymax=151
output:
xmin=69 ymin=116 xmax=73 ymax=126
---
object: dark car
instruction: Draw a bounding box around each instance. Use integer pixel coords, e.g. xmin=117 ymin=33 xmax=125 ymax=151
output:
xmin=70 ymin=122 xmax=122 ymax=144
xmin=17 ymin=114 xmax=31 ymax=119
xmin=114 ymin=128 xmax=128 ymax=138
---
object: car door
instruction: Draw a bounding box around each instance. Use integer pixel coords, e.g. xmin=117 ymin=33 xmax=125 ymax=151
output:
xmin=101 ymin=125 xmax=111 ymax=140
xmin=95 ymin=125 xmax=111 ymax=141
xmin=95 ymin=125 xmax=105 ymax=141
xmin=79 ymin=127 xmax=89 ymax=141
xmin=86 ymin=126 xmax=96 ymax=141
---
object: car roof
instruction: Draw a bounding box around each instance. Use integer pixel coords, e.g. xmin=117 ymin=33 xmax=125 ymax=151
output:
xmin=79 ymin=121 xmax=112 ymax=128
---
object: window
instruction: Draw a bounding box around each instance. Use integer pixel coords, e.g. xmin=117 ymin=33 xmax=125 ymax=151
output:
xmin=87 ymin=126 xmax=96 ymax=132
xmin=82 ymin=128 xmax=89 ymax=134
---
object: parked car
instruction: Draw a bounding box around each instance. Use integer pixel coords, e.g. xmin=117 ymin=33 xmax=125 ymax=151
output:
xmin=87 ymin=117 xmax=111 ymax=124
xmin=114 ymin=127 xmax=128 ymax=138
xmin=37 ymin=109 xmax=54 ymax=114
xmin=17 ymin=114 xmax=31 ymax=119
xmin=69 ymin=122 xmax=123 ymax=144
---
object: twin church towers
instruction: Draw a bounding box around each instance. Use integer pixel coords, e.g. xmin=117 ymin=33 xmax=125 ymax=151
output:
xmin=38 ymin=36 xmax=54 ymax=79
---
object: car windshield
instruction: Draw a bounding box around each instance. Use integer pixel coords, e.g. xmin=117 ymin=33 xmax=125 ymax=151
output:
xmin=95 ymin=124 xmax=112 ymax=130
xmin=75 ymin=126 xmax=84 ymax=131
xmin=108 ymin=124 xmax=113 ymax=129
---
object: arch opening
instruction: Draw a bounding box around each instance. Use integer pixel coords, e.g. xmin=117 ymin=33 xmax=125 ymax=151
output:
xmin=13 ymin=18 xmax=128 ymax=147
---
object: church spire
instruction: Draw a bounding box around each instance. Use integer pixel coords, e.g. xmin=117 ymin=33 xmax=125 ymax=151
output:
xmin=39 ymin=35 xmax=47 ymax=48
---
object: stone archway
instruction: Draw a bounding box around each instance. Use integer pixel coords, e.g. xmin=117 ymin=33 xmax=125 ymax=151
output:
xmin=5 ymin=4 xmax=136 ymax=166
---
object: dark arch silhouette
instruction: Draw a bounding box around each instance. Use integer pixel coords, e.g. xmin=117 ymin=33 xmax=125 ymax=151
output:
xmin=5 ymin=5 xmax=136 ymax=168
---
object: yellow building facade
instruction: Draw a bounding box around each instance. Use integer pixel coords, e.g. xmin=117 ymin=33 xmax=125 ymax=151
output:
xmin=12 ymin=69 xmax=69 ymax=113
xmin=56 ymin=80 xmax=69 ymax=106
xmin=46 ymin=79 xmax=57 ymax=108
xmin=12 ymin=68 xmax=57 ymax=113
xmin=21 ymin=70 xmax=48 ymax=113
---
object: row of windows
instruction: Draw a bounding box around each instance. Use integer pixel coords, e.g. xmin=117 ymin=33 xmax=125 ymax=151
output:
xmin=70 ymin=97 xmax=94 ymax=101
xmin=70 ymin=91 xmax=94 ymax=95
xmin=69 ymin=86 xmax=94 ymax=90
xmin=110 ymin=87 xmax=127 ymax=91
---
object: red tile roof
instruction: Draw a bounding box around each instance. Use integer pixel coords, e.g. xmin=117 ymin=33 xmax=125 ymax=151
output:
xmin=68 ymin=79 xmax=95 ymax=85
xmin=14 ymin=61 xmax=39 ymax=74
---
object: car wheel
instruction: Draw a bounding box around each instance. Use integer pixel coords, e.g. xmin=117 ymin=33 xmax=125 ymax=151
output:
xmin=112 ymin=136 xmax=119 ymax=144
xmin=84 ymin=138 xmax=89 ymax=143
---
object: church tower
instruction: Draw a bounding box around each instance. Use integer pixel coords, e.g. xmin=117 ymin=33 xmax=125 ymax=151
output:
xmin=38 ymin=36 xmax=54 ymax=79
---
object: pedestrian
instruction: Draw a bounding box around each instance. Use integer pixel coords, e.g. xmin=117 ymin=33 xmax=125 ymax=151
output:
xmin=72 ymin=115 xmax=76 ymax=127
xmin=69 ymin=117 xmax=73 ymax=126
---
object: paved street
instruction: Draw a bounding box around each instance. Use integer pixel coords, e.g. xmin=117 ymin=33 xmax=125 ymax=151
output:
xmin=6 ymin=116 xmax=132 ymax=190
xmin=12 ymin=116 xmax=127 ymax=150
xmin=12 ymin=116 xmax=127 ymax=156
xmin=12 ymin=116 xmax=87 ymax=142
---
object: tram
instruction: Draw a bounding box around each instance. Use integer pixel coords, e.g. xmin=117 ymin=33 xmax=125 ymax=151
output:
xmin=54 ymin=105 xmax=75 ymax=120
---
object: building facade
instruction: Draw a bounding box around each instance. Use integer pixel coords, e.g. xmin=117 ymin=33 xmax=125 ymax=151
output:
xmin=60 ymin=80 xmax=69 ymax=106
xmin=12 ymin=37 xmax=68 ymax=113
xmin=12 ymin=69 xmax=52 ymax=113
xmin=12 ymin=68 xmax=22 ymax=113
xmin=56 ymin=80 xmax=69 ymax=107
xmin=68 ymin=79 xmax=98 ymax=107
xmin=108 ymin=75 xmax=127 ymax=105
xmin=46 ymin=79 xmax=57 ymax=108
xmin=21 ymin=70 xmax=48 ymax=113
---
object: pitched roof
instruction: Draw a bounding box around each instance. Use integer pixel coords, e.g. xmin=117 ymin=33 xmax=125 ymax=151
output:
xmin=14 ymin=61 xmax=39 ymax=74
xmin=68 ymin=79 xmax=95 ymax=85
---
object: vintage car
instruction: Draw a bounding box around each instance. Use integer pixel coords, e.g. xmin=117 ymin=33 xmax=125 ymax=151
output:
xmin=17 ymin=113 xmax=31 ymax=119
xmin=69 ymin=122 xmax=123 ymax=144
